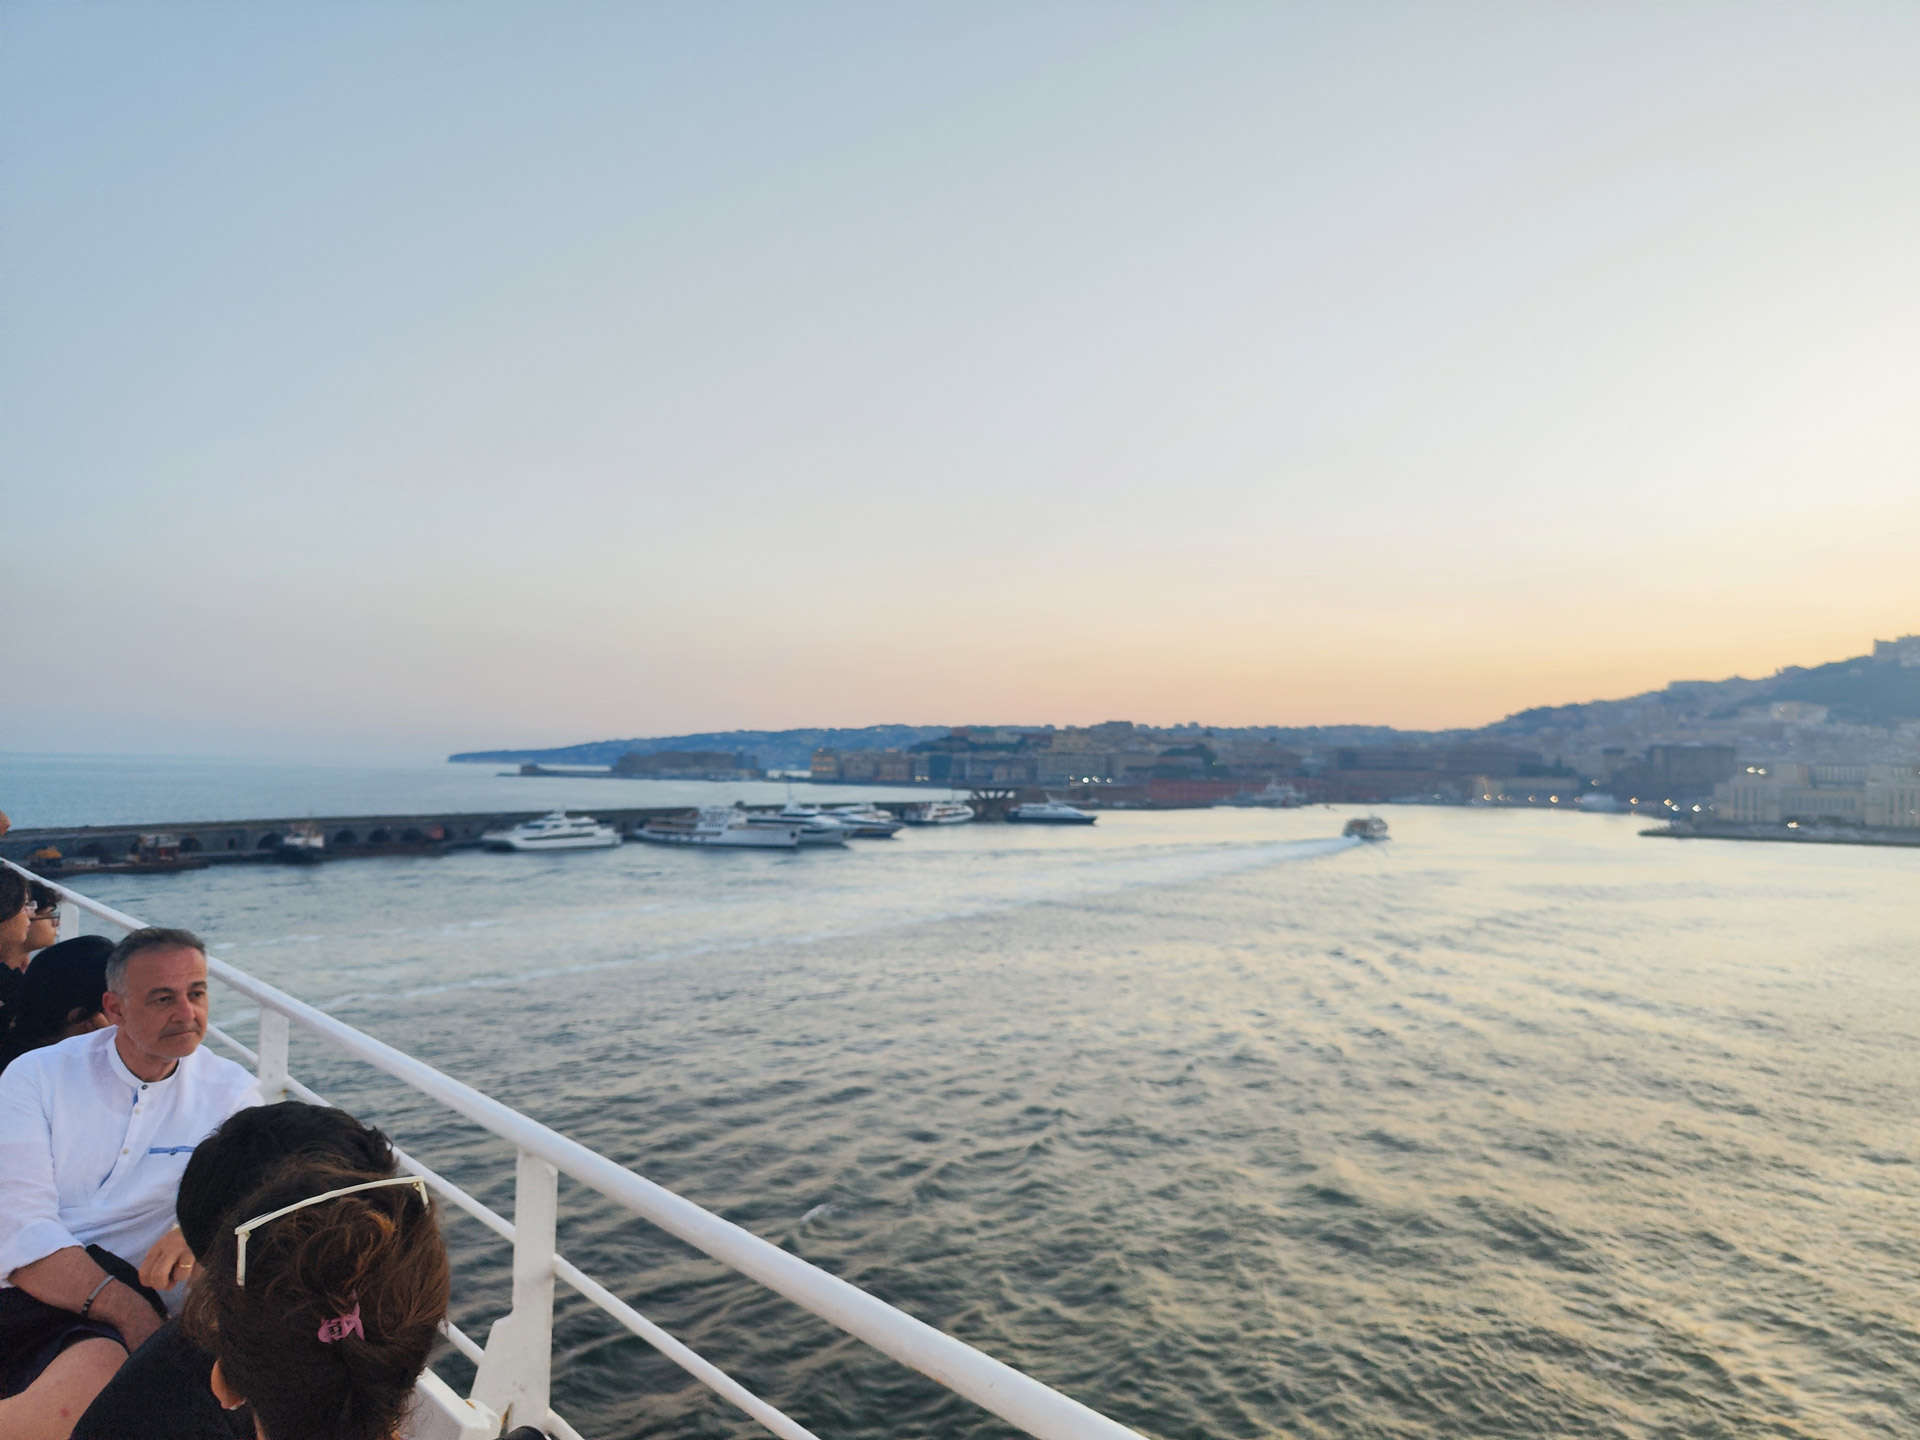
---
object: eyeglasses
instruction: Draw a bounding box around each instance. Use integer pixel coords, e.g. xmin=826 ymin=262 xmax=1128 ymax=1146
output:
xmin=233 ymin=1175 xmax=429 ymax=1286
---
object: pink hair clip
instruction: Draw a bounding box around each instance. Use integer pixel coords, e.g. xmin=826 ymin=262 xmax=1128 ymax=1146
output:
xmin=317 ymin=1302 xmax=363 ymax=1344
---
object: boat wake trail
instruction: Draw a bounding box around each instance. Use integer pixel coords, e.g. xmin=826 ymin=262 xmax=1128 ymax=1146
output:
xmin=219 ymin=833 xmax=1363 ymax=1019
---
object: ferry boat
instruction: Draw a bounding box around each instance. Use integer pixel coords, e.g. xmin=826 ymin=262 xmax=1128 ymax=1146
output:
xmin=5 ymin=856 xmax=1152 ymax=1440
xmin=1007 ymin=800 xmax=1097 ymax=825
xmin=902 ymin=800 xmax=975 ymax=826
xmin=1343 ymin=815 xmax=1391 ymax=841
xmin=480 ymin=811 xmax=622 ymax=852
xmin=635 ymin=808 xmax=800 ymax=849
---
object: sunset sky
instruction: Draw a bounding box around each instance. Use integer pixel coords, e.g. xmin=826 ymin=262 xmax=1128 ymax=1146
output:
xmin=5 ymin=4 xmax=1917 ymax=759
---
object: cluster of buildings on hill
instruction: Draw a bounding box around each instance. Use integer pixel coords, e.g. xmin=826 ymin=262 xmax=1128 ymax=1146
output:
xmin=490 ymin=634 xmax=1920 ymax=833
xmin=801 ymin=635 xmax=1920 ymax=830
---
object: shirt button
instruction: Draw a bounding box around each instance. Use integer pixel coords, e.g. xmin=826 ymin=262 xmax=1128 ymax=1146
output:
xmin=122 ymin=1148 xmax=129 ymax=1155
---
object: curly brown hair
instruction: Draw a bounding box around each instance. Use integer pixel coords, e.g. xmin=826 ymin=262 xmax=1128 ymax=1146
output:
xmin=183 ymin=1158 xmax=451 ymax=1440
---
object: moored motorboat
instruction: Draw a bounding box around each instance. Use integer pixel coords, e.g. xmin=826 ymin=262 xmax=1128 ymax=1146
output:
xmin=902 ymin=801 xmax=975 ymax=825
xmin=1343 ymin=815 xmax=1390 ymax=841
xmin=745 ymin=806 xmax=849 ymax=846
xmin=825 ymin=803 xmax=903 ymax=838
xmin=1007 ymin=800 xmax=1096 ymax=825
xmin=481 ymin=811 xmax=622 ymax=851
xmin=636 ymin=808 xmax=800 ymax=848
xmin=273 ymin=824 xmax=327 ymax=865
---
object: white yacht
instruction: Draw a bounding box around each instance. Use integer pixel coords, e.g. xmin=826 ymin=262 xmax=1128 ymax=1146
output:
xmin=825 ymin=803 xmax=904 ymax=838
xmin=902 ymin=800 xmax=975 ymax=825
xmin=1007 ymin=800 xmax=1097 ymax=825
xmin=636 ymin=808 xmax=800 ymax=849
xmin=480 ymin=811 xmax=622 ymax=851
xmin=745 ymin=806 xmax=850 ymax=846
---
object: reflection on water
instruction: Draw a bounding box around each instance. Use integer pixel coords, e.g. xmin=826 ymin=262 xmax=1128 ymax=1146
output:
xmin=67 ymin=808 xmax=1920 ymax=1439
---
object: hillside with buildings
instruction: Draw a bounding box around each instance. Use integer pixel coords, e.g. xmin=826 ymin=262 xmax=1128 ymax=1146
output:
xmin=451 ymin=635 xmax=1920 ymax=827
xmin=451 ymin=725 xmax=952 ymax=773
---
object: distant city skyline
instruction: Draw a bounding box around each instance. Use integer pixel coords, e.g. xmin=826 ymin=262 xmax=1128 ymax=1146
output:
xmin=4 ymin=4 xmax=1916 ymax=761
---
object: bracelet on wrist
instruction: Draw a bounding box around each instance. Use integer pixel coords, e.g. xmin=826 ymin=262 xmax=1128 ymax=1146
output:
xmin=79 ymin=1274 xmax=116 ymax=1319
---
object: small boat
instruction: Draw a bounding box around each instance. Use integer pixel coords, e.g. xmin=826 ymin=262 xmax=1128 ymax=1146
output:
xmin=636 ymin=809 xmax=800 ymax=849
xmin=1007 ymin=801 xmax=1096 ymax=825
xmin=902 ymin=801 xmax=975 ymax=826
xmin=1343 ymin=815 xmax=1390 ymax=841
xmin=744 ymin=807 xmax=849 ymax=846
xmin=274 ymin=825 xmax=327 ymax=865
xmin=825 ymin=803 xmax=903 ymax=838
xmin=480 ymin=811 xmax=622 ymax=852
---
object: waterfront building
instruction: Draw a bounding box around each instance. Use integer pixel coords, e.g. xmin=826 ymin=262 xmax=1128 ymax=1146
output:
xmin=1712 ymin=763 xmax=1920 ymax=828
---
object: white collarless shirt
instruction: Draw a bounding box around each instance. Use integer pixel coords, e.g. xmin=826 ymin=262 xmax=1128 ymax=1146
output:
xmin=0 ymin=1027 xmax=261 ymax=1292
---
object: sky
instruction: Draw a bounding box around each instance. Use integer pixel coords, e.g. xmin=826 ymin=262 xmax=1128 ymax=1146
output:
xmin=4 ymin=3 xmax=1917 ymax=760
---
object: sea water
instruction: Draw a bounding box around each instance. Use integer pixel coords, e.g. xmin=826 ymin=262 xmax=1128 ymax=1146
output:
xmin=34 ymin=792 xmax=1920 ymax=1440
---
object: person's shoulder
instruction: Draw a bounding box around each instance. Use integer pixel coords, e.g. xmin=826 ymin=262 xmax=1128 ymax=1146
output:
xmin=0 ymin=1026 xmax=110 ymax=1093
xmin=184 ymin=1043 xmax=261 ymax=1098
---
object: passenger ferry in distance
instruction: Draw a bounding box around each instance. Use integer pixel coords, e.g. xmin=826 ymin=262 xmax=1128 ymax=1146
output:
xmin=3 ymin=855 xmax=1153 ymax=1440
xmin=480 ymin=811 xmax=622 ymax=851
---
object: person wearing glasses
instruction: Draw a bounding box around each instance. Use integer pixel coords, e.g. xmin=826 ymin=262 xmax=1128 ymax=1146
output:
xmin=0 ymin=927 xmax=258 ymax=1439
xmin=23 ymin=884 xmax=62 ymax=960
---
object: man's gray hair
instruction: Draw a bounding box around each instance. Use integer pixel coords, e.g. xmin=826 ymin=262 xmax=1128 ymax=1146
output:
xmin=105 ymin=926 xmax=208 ymax=997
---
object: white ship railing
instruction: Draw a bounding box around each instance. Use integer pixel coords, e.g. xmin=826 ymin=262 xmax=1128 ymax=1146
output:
xmin=4 ymin=861 xmax=1150 ymax=1440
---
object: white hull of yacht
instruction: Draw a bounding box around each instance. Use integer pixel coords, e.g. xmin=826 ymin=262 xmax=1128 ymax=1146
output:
xmin=636 ymin=823 xmax=798 ymax=849
xmin=481 ymin=811 xmax=622 ymax=851
xmin=485 ymin=830 xmax=621 ymax=851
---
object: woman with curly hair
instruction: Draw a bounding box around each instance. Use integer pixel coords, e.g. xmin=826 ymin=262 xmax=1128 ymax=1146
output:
xmin=183 ymin=1160 xmax=450 ymax=1440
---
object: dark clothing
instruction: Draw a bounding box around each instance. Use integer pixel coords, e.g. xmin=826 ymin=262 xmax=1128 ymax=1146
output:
xmin=72 ymin=1319 xmax=251 ymax=1440
xmin=0 ymin=1247 xmax=165 ymax=1399
xmin=0 ymin=937 xmax=113 ymax=1073
xmin=0 ymin=963 xmax=21 ymax=1038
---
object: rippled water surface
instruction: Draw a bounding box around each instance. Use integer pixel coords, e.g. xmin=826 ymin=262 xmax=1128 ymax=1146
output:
xmin=61 ymin=808 xmax=1920 ymax=1439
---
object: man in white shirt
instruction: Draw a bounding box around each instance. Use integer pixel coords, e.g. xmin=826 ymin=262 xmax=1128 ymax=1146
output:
xmin=0 ymin=927 xmax=259 ymax=1439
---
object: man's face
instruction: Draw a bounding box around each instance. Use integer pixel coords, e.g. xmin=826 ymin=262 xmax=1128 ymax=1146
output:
xmin=104 ymin=945 xmax=210 ymax=1064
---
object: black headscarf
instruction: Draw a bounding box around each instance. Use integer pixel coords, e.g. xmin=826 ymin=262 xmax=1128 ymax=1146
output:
xmin=0 ymin=935 xmax=114 ymax=1073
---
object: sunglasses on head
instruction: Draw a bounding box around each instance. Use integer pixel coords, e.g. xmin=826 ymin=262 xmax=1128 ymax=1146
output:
xmin=233 ymin=1175 xmax=429 ymax=1286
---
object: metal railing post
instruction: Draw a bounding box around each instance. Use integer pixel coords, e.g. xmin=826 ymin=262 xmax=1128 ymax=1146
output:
xmin=472 ymin=1149 xmax=557 ymax=1430
xmin=256 ymin=1009 xmax=291 ymax=1102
